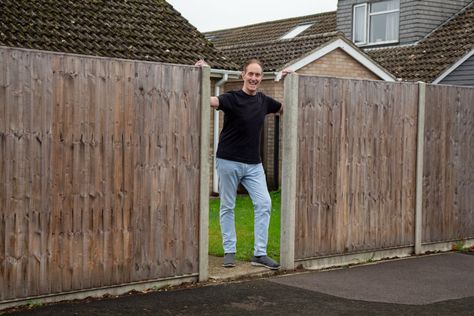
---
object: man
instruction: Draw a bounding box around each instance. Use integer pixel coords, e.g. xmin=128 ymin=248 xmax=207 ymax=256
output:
xmin=196 ymin=58 xmax=291 ymax=270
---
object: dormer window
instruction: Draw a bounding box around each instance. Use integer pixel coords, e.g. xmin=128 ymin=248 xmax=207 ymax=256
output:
xmin=280 ymin=23 xmax=313 ymax=40
xmin=353 ymin=0 xmax=399 ymax=46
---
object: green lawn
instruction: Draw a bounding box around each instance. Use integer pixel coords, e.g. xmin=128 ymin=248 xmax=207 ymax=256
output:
xmin=209 ymin=190 xmax=281 ymax=262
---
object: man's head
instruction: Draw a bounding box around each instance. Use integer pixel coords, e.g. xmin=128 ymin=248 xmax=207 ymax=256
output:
xmin=241 ymin=58 xmax=263 ymax=95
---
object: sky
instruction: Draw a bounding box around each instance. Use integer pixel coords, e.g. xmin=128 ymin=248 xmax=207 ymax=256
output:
xmin=166 ymin=1 xmax=338 ymax=32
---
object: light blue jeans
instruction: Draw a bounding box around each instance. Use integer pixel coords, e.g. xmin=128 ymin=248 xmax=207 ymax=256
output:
xmin=216 ymin=158 xmax=272 ymax=256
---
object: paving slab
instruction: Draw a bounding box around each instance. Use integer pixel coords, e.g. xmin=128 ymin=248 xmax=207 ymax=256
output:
xmin=208 ymin=255 xmax=276 ymax=281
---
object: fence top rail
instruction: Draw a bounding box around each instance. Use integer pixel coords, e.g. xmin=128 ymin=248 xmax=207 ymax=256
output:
xmin=297 ymin=73 xmax=474 ymax=90
xmin=296 ymin=73 xmax=420 ymax=85
xmin=0 ymin=45 xmax=198 ymax=69
xmin=425 ymin=82 xmax=474 ymax=90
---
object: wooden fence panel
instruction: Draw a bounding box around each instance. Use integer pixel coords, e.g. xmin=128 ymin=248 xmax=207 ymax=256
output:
xmin=423 ymin=84 xmax=474 ymax=243
xmin=295 ymin=76 xmax=418 ymax=260
xmin=0 ymin=47 xmax=202 ymax=301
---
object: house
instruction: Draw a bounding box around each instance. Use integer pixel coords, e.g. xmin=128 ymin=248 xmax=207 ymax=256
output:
xmin=362 ymin=1 xmax=474 ymax=85
xmin=205 ymin=0 xmax=474 ymax=188
xmin=206 ymin=0 xmax=473 ymax=84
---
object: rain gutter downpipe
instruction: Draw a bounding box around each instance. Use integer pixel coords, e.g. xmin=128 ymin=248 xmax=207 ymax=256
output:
xmin=212 ymin=72 xmax=229 ymax=194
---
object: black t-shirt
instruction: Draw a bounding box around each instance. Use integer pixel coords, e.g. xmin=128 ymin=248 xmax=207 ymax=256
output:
xmin=216 ymin=89 xmax=282 ymax=164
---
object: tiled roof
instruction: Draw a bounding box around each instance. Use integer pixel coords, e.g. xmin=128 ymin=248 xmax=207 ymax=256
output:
xmin=208 ymin=3 xmax=474 ymax=82
xmin=205 ymin=11 xmax=337 ymax=48
xmin=366 ymin=3 xmax=474 ymax=82
xmin=0 ymin=0 xmax=238 ymax=69
xmin=215 ymin=32 xmax=345 ymax=72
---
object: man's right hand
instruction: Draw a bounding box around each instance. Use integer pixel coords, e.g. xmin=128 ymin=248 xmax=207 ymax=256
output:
xmin=195 ymin=59 xmax=209 ymax=67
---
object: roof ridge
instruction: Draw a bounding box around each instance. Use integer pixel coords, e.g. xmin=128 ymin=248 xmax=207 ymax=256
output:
xmin=204 ymin=10 xmax=336 ymax=34
xmin=217 ymin=31 xmax=343 ymax=50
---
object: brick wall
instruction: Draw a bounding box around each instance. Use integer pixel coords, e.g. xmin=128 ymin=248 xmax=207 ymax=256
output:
xmin=298 ymin=48 xmax=380 ymax=80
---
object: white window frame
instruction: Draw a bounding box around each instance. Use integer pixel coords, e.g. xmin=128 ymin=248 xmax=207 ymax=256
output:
xmin=353 ymin=3 xmax=368 ymax=45
xmin=353 ymin=0 xmax=400 ymax=46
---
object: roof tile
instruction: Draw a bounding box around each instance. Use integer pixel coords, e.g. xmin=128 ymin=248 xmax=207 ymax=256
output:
xmin=205 ymin=11 xmax=337 ymax=47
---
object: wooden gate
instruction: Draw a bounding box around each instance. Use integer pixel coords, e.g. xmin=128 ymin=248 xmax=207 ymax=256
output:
xmin=281 ymin=74 xmax=474 ymax=268
xmin=0 ymin=47 xmax=210 ymax=304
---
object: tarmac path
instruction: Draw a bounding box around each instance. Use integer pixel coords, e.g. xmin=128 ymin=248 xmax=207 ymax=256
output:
xmin=4 ymin=252 xmax=474 ymax=316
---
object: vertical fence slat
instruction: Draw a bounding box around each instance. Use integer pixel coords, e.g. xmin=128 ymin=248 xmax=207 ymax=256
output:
xmin=0 ymin=49 xmax=5 ymax=300
xmin=90 ymin=57 xmax=104 ymax=288
xmin=1 ymin=50 xmax=12 ymax=298
xmin=29 ymin=51 xmax=45 ymax=296
xmin=71 ymin=56 xmax=83 ymax=291
xmin=15 ymin=50 xmax=29 ymax=298
xmin=80 ymin=57 xmax=92 ymax=290
xmin=41 ymin=52 xmax=53 ymax=296
xmin=0 ymin=48 xmax=6 ymax=299
xmin=121 ymin=61 xmax=134 ymax=285
xmin=131 ymin=62 xmax=143 ymax=282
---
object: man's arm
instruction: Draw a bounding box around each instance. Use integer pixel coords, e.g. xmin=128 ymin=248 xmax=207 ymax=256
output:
xmin=211 ymin=96 xmax=219 ymax=109
xmin=195 ymin=60 xmax=220 ymax=109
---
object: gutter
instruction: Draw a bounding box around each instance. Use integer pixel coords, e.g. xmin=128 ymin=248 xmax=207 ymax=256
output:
xmin=210 ymin=70 xmax=233 ymax=194
xmin=210 ymin=68 xmax=241 ymax=78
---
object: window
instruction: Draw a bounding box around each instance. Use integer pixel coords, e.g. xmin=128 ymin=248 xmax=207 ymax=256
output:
xmin=280 ymin=23 xmax=313 ymax=40
xmin=353 ymin=0 xmax=399 ymax=45
xmin=353 ymin=4 xmax=367 ymax=44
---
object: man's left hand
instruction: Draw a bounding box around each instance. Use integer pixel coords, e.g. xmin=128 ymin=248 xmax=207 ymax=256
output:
xmin=281 ymin=68 xmax=294 ymax=80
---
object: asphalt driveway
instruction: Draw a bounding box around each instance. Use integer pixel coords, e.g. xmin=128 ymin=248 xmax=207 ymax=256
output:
xmin=4 ymin=252 xmax=474 ymax=316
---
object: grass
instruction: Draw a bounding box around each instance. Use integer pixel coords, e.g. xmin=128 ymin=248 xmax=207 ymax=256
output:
xmin=26 ymin=299 xmax=43 ymax=309
xmin=209 ymin=190 xmax=281 ymax=262
xmin=452 ymin=240 xmax=469 ymax=253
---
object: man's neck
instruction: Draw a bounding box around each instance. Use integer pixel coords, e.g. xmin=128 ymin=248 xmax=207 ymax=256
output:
xmin=242 ymin=87 xmax=257 ymax=96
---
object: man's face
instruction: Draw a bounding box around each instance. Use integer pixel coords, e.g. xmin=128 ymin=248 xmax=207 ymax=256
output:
xmin=241 ymin=63 xmax=263 ymax=95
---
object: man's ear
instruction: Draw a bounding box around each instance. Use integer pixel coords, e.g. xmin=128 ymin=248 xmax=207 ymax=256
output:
xmin=241 ymin=71 xmax=245 ymax=79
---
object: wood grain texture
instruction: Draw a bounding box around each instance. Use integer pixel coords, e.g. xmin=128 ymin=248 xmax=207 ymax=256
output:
xmin=422 ymin=84 xmax=474 ymax=243
xmin=294 ymin=76 xmax=419 ymax=260
xmin=0 ymin=47 xmax=202 ymax=301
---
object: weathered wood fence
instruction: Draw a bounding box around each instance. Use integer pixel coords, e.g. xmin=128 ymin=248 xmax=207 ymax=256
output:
xmin=0 ymin=47 xmax=210 ymax=305
xmin=2 ymin=47 xmax=473 ymax=306
xmin=281 ymin=75 xmax=474 ymax=269
xmin=422 ymin=84 xmax=474 ymax=244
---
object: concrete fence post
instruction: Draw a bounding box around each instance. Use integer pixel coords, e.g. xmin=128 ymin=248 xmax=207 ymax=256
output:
xmin=199 ymin=66 xmax=211 ymax=281
xmin=280 ymin=73 xmax=299 ymax=270
xmin=415 ymin=82 xmax=426 ymax=255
